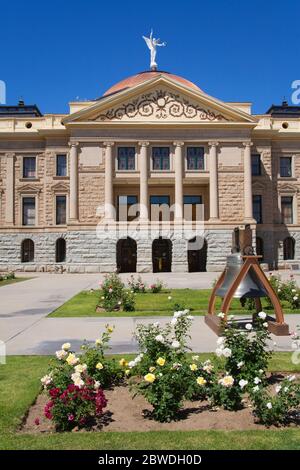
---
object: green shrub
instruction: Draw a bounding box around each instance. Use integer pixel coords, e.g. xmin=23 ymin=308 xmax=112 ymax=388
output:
xmin=127 ymin=275 xmax=146 ymax=293
xmin=98 ymin=273 xmax=136 ymax=312
xmin=149 ymin=279 xmax=164 ymax=293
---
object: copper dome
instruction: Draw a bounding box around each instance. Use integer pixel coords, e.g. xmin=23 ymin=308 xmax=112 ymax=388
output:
xmin=103 ymin=71 xmax=201 ymax=96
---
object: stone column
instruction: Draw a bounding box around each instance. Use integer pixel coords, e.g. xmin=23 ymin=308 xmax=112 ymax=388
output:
xmin=138 ymin=141 xmax=149 ymax=221
xmin=174 ymin=141 xmax=184 ymax=221
xmin=5 ymin=152 xmax=15 ymax=226
xmin=69 ymin=142 xmax=79 ymax=222
xmin=208 ymin=141 xmax=219 ymax=220
xmin=104 ymin=141 xmax=115 ymax=221
xmin=243 ymin=141 xmax=253 ymax=222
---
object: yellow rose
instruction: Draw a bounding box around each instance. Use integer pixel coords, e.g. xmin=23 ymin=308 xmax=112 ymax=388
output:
xmin=95 ymin=339 xmax=102 ymax=346
xmin=106 ymin=325 xmax=114 ymax=333
xmin=156 ymin=357 xmax=166 ymax=366
xmin=190 ymin=363 xmax=198 ymax=371
xmin=149 ymin=366 xmax=156 ymax=372
xmin=125 ymin=369 xmax=130 ymax=376
xmin=144 ymin=373 xmax=156 ymax=383
xmin=119 ymin=358 xmax=128 ymax=367
xmin=197 ymin=376 xmax=207 ymax=386
xmin=66 ymin=353 xmax=79 ymax=366
xmin=96 ymin=362 xmax=104 ymax=370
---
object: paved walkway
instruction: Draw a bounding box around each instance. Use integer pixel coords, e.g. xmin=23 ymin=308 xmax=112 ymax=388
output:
xmin=0 ymin=272 xmax=299 ymax=356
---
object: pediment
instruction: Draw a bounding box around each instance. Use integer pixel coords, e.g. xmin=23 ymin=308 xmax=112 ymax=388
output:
xmin=63 ymin=76 xmax=257 ymax=126
xmin=252 ymin=181 xmax=266 ymax=191
xmin=278 ymin=183 xmax=298 ymax=194
xmin=51 ymin=182 xmax=69 ymax=193
xmin=17 ymin=184 xmax=41 ymax=193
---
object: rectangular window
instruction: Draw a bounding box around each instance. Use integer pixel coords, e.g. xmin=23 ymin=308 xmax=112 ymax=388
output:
xmin=187 ymin=147 xmax=204 ymax=170
xmin=281 ymin=196 xmax=293 ymax=224
xmin=117 ymin=147 xmax=135 ymax=170
xmin=117 ymin=195 xmax=138 ymax=221
xmin=150 ymin=195 xmax=170 ymax=221
xmin=280 ymin=157 xmax=292 ymax=177
xmin=23 ymin=157 xmax=36 ymax=178
xmin=152 ymin=147 xmax=170 ymax=170
xmin=56 ymin=154 xmax=67 ymax=176
xmin=22 ymin=197 xmax=35 ymax=225
xmin=251 ymin=154 xmax=261 ymax=176
xmin=253 ymin=195 xmax=263 ymax=224
xmin=56 ymin=195 xmax=67 ymax=225
xmin=184 ymin=195 xmax=203 ymax=221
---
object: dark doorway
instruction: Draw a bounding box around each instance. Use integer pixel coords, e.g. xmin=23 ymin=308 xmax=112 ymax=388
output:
xmin=283 ymin=236 xmax=295 ymax=260
xmin=21 ymin=239 xmax=34 ymax=263
xmin=152 ymin=238 xmax=172 ymax=272
xmin=187 ymin=237 xmax=207 ymax=272
xmin=116 ymin=237 xmax=137 ymax=273
xmin=56 ymin=238 xmax=66 ymax=262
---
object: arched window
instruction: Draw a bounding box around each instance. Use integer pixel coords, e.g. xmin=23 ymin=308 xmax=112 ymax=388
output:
xmin=283 ymin=237 xmax=295 ymax=260
xmin=187 ymin=237 xmax=207 ymax=272
xmin=21 ymin=239 xmax=34 ymax=263
xmin=116 ymin=237 xmax=137 ymax=273
xmin=56 ymin=238 xmax=66 ymax=262
xmin=256 ymin=236 xmax=264 ymax=261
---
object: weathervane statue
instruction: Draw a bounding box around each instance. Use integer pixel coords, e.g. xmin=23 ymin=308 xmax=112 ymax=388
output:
xmin=143 ymin=29 xmax=166 ymax=71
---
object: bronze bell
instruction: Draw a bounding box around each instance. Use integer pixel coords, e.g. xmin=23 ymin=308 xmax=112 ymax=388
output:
xmin=216 ymin=253 xmax=268 ymax=299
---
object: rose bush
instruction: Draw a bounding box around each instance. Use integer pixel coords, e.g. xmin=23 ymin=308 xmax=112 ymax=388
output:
xmin=98 ymin=273 xmax=136 ymax=312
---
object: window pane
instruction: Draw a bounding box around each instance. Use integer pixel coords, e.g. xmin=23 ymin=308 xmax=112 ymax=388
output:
xmin=253 ymin=195 xmax=262 ymax=224
xmin=57 ymin=155 xmax=67 ymax=176
xmin=187 ymin=147 xmax=204 ymax=170
xmin=23 ymin=157 xmax=36 ymax=178
xmin=280 ymin=157 xmax=292 ymax=177
xmin=184 ymin=195 xmax=202 ymax=221
xmin=251 ymin=154 xmax=261 ymax=176
xmin=23 ymin=197 xmax=35 ymax=225
xmin=118 ymin=147 xmax=135 ymax=170
xmin=281 ymin=196 xmax=293 ymax=224
xmin=56 ymin=196 xmax=66 ymax=225
xmin=118 ymin=195 xmax=138 ymax=221
xmin=152 ymin=147 xmax=170 ymax=170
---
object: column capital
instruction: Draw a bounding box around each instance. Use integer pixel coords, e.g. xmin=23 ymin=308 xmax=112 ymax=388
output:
xmin=5 ymin=152 xmax=15 ymax=158
xmin=103 ymin=141 xmax=115 ymax=148
xmin=138 ymin=141 xmax=150 ymax=147
xmin=243 ymin=141 xmax=253 ymax=148
xmin=208 ymin=141 xmax=219 ymax=148
xmin=68 ymin=141 xmax=79 ymax=148
xmin=173 ymin=141 xmax=184 ymax=147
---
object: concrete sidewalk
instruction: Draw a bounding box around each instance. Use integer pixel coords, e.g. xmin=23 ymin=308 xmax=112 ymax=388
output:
xmin=1 ymin=271 xmax=299 ymax=356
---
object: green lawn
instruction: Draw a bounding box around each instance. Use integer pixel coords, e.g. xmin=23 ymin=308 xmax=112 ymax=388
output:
xmin=49 ymin=288 xmax=300 ymax=317
xmin=0 ymin=277 xmax=30 ymax=287
xmin=0 ymin=354 xmax=299 ymax=450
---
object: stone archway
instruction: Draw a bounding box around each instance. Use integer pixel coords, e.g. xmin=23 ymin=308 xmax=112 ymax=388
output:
xmin=152 ymin=238 xmax=172 ymax=273
xmin=116 ymin=237 xmax=137 ymax=273
xmin=187 ymin=237 xmax=207 ymax=272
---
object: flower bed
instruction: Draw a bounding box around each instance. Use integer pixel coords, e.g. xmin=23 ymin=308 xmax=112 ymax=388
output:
xmin=27 ymin=309 xmax=300 ymax=432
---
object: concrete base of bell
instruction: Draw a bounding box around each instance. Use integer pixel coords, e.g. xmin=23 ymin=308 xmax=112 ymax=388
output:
xmin=267 ymin=320 xmax=290 ymax=336
xmin=204 ymin=314 xmax=223 ymax=336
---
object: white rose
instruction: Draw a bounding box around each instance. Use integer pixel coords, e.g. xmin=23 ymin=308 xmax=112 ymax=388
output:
xmin=41 ymin=374 xmax=52 ymax=386
xmin=237 ymin=361 xmax=244 ymax=368
xmin=288 ymin=375 xmax=296 ymax=382
xmin=292 ymin=289 xmax=296 ymax=293
xmin=228 ymin=314 xmax=235 ymax=320
xmin=258 ymin=311 xmax=267 ymax=320
xmin=74 ymin=363 xmax=87 ymax=374
xmin=168 ymin=296 xmax=172 ymax=300
xmin=173 ymin=312 xmax=182 ymax=318
xmin=222 ymin=347 xmax=232 ymax=358
xmin=263 ymin=322 xmax=269 ymax=328
xmin=183 ymin=309 xmax=190 ymax=314
xmin=245 ymin=323 xmax=252 ymax=330
xmin=275 ymin=385 xmax=282 ymax=394
xmin=266 ymin=402 xmax=272 ymax=409
xmin=171 ymin=318 xmax=177 ymax=326
xmin=155 ymin=334 xmax=165 ymax=343
xmin=192 ymin=355 xmax=199 ymax=361
xmin=94 ymin=381 xmax=101 ymax=390
xmin=128 ymin=361 xmax=136 ymax=368
xmin=239 ymin=379 xmax=248 ymax=389
xmin=187 ymin=315 xmax=194 ymax=320
xmin=254 ymin=377 xmax=261 ymax=384
xmin=252 ymin=385 xmax=259 ymax=392
xmin=171 ymin=340 xmax=180 ymax=349
xmin=218 ymin=312 xmax=225 ymax=319
xmin=55 ymin=349 xmax=67 ymax=360
xmin=61 ymin=342 xmax=71 ymax=351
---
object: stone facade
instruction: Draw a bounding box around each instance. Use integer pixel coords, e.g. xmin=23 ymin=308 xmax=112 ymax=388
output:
xmin=1 ymin=71 xmax=300 ymax=273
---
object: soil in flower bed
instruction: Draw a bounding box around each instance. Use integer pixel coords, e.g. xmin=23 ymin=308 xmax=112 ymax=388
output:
xmin=21 ymin=378 xmax=300 ymax=433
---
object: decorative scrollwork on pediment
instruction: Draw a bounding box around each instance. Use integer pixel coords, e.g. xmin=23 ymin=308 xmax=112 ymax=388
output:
xmin=91 ymin=89 xmax=228 ymax=122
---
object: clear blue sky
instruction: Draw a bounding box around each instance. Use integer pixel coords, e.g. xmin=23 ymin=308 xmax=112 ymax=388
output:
xmin=1 ymin=0 xmax=300 ymax=114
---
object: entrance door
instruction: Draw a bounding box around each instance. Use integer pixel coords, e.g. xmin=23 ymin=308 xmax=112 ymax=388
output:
xmin=188 ymin=237 xmax=207 ymax=272
xmin=117 ymin=237 xmax=137 ymax=273
xmin=152 ymin=238 xmax=172 ymax=272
